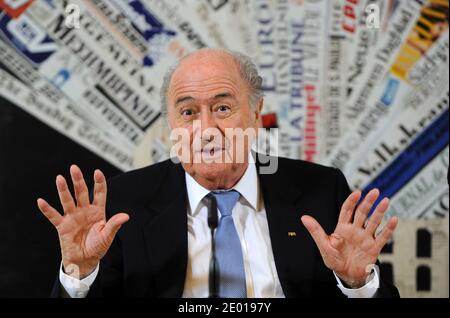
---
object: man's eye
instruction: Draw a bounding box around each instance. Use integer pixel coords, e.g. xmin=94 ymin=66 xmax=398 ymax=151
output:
xmin=181 ymin=109 xmax=194 ymax=116
xmin=217 ymin=105 xmax=231 ymax=112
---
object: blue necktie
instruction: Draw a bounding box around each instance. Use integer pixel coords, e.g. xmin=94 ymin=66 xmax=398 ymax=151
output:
xmin=211 ymin=190 xmax=247 ymax=298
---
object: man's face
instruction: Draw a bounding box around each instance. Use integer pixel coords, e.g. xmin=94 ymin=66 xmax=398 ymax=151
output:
xmin=166 ymin=52 xmax=262 ymax=189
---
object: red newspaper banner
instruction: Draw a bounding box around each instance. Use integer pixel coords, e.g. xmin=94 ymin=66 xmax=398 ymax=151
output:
xmin=0 ymin=0 xmax=33 ymax=18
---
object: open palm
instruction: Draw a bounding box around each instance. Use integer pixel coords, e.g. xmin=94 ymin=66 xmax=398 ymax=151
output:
xmin=37 ymin=165 xmax=129 ymax=279
xmin=301 ymin=189 xmax=398 ymax=288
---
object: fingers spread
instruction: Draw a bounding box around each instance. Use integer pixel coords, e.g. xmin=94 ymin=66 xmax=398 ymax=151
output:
xmin=103 ymin=213 xmax=130 ymax=242
xmin=338 ymin=191 xmax=361 ymax=224
xmin=70 ymin=164 xmax=90 ymax=207
xmin=301 ymin=215 xmax=330 ymax=255
xmin=93 ymin=169 xmax=107 ymax=208
xmin=353 ymin=188 xmax=379 ymax=228
xmin=374 ymin=217 xmax=398 ymax=251
xmin=37 ymin=198 xmax=63 ymax=227
xmin=56 ymin=175 xmax=76 ymax=213
xmin=365 ymin=197 xmax=390 ymax=235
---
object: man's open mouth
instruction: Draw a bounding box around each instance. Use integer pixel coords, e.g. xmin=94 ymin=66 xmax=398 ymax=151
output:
xmin=197 ymin=147 xmax=225 ymax=158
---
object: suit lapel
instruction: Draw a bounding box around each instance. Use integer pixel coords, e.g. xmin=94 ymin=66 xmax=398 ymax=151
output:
xmin=257 ymin=155 xmax=318 ymax=297
xmin=142 ymin=163 xmax=188 ymax=297
xmin=140 ymin=156 xmax=319 ymax=297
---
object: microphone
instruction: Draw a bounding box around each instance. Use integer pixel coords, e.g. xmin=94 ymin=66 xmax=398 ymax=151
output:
xmin=206 ymin=194 xmax=219 ymax=298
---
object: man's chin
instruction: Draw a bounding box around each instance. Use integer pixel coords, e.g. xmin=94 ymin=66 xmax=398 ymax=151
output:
xmin=193 ymin=162 xmax=231 ymax=176
xmin=184 ymin=161 xmax=236 ymax=179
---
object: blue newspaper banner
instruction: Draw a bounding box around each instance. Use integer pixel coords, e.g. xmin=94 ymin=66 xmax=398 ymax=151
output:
xmin=0 ymin=12 xmax=57 ymax=66
xmin=362 ymin=108 xmax=449 ymax=215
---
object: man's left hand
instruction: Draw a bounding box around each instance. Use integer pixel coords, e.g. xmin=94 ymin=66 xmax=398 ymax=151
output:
xmin=301 ymin=189 xmax=398 ymax=288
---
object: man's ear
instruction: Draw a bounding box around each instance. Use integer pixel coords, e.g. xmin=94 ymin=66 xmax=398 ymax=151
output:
xmin=255 ymin=98 xmax=264 ymax=127
xmin=165 ymin=115 xmax=172 ymax=129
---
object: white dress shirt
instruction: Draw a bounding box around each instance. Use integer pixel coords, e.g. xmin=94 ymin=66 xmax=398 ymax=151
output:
xmin=60 ymin=162 xmax=379 ymax=298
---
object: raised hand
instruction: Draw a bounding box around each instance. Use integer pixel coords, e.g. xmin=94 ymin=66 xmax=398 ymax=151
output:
xmin=301 ymin=189 xmax=398 ymax=288
xmin=37 ymin=165 xmax=129 ymax=279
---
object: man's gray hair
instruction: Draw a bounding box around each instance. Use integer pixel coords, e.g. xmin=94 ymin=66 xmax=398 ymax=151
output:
xmin=160 ymin=49 xmax=264 ymax=117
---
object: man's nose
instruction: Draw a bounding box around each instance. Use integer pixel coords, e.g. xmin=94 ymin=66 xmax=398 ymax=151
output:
xmin=198 ymin=109 xmax=220 ymax=141
xmin=199 ymin=108 xmax=217 ymax=130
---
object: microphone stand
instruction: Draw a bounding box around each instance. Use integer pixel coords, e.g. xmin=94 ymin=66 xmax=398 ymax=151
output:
xmin=206 ymin=194 xmax=219 ymax=298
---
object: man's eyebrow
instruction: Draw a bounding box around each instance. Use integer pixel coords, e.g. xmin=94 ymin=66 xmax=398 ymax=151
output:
xmin=175 ymin=96 xmax=195 ymax=107
xmin=211 ymin=92 xmax=235 ymax=100
xmin=175 ymin=92 xmax=235 ymax=107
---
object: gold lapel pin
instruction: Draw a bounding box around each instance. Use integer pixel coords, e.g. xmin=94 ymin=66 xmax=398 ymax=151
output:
xmin=287 ymin=231 xmax=297 ymax=237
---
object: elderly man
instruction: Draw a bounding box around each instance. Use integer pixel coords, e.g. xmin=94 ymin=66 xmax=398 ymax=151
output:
xmin=37 ymin=48 xmax=399 ymax=298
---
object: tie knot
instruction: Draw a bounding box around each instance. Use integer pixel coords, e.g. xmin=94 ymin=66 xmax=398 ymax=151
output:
xmin=211 ymin=190 xmax=240 ymax=217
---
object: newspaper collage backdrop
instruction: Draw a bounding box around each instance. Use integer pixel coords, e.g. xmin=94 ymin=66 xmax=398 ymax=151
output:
xmin=0 ymin=0 xmax=448 ymax=297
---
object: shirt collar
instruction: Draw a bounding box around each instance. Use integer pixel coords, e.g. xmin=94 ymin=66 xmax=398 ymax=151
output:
xmin=185 ymin=162 xmax=259 ymax=216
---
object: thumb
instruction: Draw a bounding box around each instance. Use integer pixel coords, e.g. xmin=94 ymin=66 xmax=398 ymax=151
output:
xmin=301 ymin=215 xmax=329 ymax=254
xmin=103 ymin=212 xmax=129 ymax=241
xmin=329 ymin=233 xmax=344 ymax=250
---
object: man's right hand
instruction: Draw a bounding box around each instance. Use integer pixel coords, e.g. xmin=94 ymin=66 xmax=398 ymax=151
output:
xmin=37 ymin=165 xmax=129 ymax=279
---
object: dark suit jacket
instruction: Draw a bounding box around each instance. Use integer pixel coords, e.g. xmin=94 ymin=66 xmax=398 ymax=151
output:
xmin=52 ymin=155 xmax=399 ymax=298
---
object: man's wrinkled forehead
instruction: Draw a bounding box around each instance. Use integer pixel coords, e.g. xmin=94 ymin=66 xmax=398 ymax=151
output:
xmin=168 ymin=52 xmax=243 ymax=93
